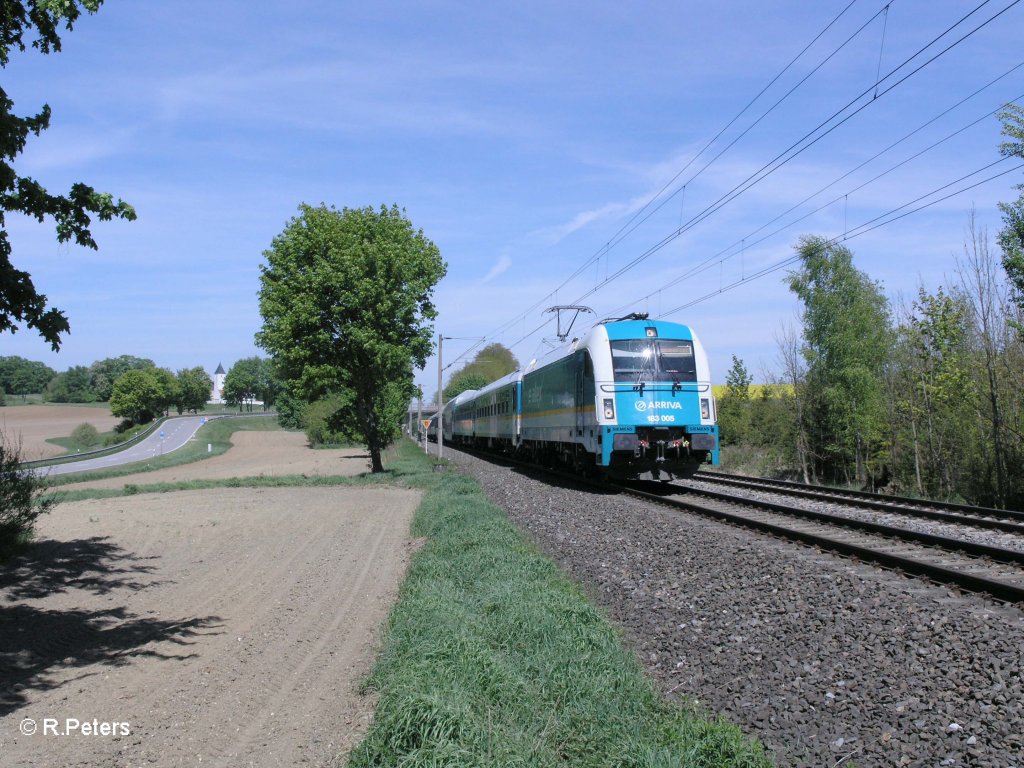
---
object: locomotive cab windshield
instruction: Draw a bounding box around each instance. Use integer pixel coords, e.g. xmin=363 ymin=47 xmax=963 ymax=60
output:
xmin=610 ymin=339 xmax=697 ymax=383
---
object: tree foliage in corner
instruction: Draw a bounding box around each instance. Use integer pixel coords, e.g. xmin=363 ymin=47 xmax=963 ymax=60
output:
xmin=997 ymin=103 xmax=1024 ymax=333
xmin=257 ymin=204 xmax=446 ymax=472
xmin=0 ymin=0 xmax=135 ymax=350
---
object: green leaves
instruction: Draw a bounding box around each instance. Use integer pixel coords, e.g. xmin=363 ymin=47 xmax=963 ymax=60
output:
xmin=787 ymin=236 xmax=892 ymax=483
xmin=222 ymin=357 xmax=277 ymax=411
xmin=257 ymin=203 xmax=446 ymax=471
xmin=109 ymin=367 xmax=176 ymax=424
xmin=0 ymin=1 xmax=133 ymax=350
xmin=443 ymin=343 xmax=518 ymax=401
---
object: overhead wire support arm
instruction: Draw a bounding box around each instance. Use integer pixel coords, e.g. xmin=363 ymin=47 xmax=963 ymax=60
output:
xmin=544 ymin=305 xmax=593 ymax=342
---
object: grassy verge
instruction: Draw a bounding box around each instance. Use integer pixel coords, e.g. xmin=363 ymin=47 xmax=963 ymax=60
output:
xmin=348 ymin=440 xmax=773 ymax=767
xmin=43 ymin=415 xmax=282 ymax=487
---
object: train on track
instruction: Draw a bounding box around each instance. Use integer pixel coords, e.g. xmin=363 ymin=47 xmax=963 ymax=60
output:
xmin=428 ymin=314 xmax=719 ymax=480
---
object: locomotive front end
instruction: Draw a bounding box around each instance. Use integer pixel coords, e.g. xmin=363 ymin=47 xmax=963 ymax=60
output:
xmin=593 ymin=319 xmax=719 ymax=479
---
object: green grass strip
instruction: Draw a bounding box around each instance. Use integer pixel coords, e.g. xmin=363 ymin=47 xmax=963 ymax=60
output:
xmin=348 ymin=440 xmax=774 ymax=767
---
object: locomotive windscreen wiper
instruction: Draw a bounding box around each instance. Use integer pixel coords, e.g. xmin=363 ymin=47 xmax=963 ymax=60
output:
xmin=634 ymin=345 xmax=654 ymax=390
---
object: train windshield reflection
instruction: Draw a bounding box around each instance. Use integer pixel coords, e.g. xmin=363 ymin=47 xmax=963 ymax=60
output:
xmin=610 ymin=339 xmax=697 ymax=382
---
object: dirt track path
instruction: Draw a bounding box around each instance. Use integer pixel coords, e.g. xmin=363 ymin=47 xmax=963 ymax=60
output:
xmin=0 ymin=486 xmax=419 ymax=767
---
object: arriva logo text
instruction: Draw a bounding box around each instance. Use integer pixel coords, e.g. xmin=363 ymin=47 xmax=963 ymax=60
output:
xmin=634 ymin=400 xmax=683 ymax=411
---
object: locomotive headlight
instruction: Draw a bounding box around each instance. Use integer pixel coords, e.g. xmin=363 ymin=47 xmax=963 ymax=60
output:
xmin=700 ymin=398 xmax=710 ymax=420
xmin=603 ymin=398 xmax=615 ymax=419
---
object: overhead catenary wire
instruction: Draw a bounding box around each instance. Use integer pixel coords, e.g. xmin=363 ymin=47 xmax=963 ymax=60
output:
xmin=604 ymin=70 xmax=1024 ymax=318
xmin=570 ymin=0 xmax=1019 ymax=308
xmin=432 ymin=0 xmax=1022 ymax=375
xmin=656 ymin=159 xmax=1024 ymax=317
xmin=582 ymin=0 xmax=895 ymax=266
xmin=553 ymin=0 xmax=871 ymax=289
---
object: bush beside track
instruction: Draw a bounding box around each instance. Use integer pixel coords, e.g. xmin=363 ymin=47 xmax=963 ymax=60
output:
xmin=349 ymin=439 xmax=772 ymax=767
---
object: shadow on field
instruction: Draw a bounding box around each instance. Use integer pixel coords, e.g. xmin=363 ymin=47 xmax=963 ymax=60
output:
xmin=1 ymin=537 xmax=162 ymax=600
xmin=0 ymin=537 xmax=222 ymax=717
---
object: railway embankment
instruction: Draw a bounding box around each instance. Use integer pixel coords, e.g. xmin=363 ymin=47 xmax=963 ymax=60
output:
xmin=351 ymin=440 xmax=772 ymax=766
xmin=447 ymin=447 xmax=1024 ymax=767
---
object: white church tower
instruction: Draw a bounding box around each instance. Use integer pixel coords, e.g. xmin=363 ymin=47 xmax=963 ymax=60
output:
xmin=210 ymin=363 xmax=226 ymax=404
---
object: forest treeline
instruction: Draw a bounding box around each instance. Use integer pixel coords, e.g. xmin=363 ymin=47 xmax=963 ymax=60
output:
xmin=719 ymin=105 xmax=1024 ymax=509
xmin=719 ymin=220 xmax=1022 ymax=508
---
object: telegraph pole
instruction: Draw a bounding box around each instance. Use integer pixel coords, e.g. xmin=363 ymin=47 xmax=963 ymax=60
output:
xmin=435 ymin=334 xmax=485 ymax=462
xmin=436 ymin=333 xmax=444 ymax=460
xmin=417 ymin=393 xmax=425 ymax=453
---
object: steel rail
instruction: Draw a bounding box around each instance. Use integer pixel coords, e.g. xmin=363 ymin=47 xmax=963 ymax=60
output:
xmin=658 ymin=483 xmax=1024 ymax=566
xmin=437 ymin=444 xmax=1024 ymax=603
xmin=697 ymin=469 xmax=1024 ymax=523
xmin=621 ymin=484 xmax=1024 ymax=604
xmin=691 ymin=473 xmax=1024 ymax=534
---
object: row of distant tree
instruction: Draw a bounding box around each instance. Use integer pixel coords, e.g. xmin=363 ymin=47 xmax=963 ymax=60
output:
xmin=715 ymin=105 xmax=1024 ymax=509
xmin=717 ymin=224 xmax=1023 ymax=509
xmin=0 ymin=354 xmax=279 ymax=426
xmin=0 ymin=354 xmax=162 ymax=403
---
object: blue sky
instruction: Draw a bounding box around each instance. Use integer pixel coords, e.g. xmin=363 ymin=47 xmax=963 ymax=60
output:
xmin=3 ymin=0 xmax=1022 ymax=395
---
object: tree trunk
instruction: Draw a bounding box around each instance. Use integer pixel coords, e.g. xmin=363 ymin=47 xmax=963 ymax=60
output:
xmin=911 ymin=417 xmax=923 ymax=495
xmin=985 ymin=359 xmax=1007 ymax=507
xmin=370 ymin=445 xmax=384 ymax=473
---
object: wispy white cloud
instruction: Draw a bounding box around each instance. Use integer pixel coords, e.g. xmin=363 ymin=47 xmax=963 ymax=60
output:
xmin=151 ymin=54 xmax=545 ymax=140
xmin=531 ymin=193 xmax=655 ymax=245
xmin=479 ymin=254 xmax=512 ymax=284
xmin=18 ymin=125 xmax=136 ymax=172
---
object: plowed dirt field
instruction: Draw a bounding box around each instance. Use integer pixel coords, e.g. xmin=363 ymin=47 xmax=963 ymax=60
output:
xmin=0 ymin=406 xmax=121 ymax=460
xmin=0 ymin=430 xmax=418 ymax=767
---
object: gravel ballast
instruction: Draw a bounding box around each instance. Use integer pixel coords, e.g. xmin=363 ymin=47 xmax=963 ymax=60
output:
xmin=446 ymin=448 xmax=1024 ymax=767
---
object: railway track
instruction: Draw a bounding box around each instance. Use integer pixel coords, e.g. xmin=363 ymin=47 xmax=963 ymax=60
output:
xmin=621 ymin=477 xmax=1024 ymax=604
xmin=440 ymin=444 xmax=1024 ymax=603
xmin=696 ymin=469 xmax=1024 ymax=528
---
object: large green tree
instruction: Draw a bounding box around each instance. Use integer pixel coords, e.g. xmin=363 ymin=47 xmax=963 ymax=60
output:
xmin=898 ymin=286 xmax=972 ymax=498
xmin=175 ymin=366 xmax=212 ymax=414
xmin=997 ymin=103 xmax=1024 ymax=334
xmin=257 ymin=203 xmax=446 ymax=472
xmin=109 ymin=367 xmax=174 ymax=424
xmin=0 ymin=1 xmax=135 ymax=350
xmin=222 ymin=356 xmax=277 ymax=412
xmin=717 ymin=354 xmax=752 ymax=446
xmin=43 ymin=364 xmax=94 ymax=402
xmin=788 ymin=236 xmax=893 ymax=486
xmin=88 ymin=355 xmax=154 ymax=401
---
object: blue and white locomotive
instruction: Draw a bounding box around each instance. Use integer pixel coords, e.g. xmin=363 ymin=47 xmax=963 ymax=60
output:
xmin=445 ymin=314 xmax=718 ymax=479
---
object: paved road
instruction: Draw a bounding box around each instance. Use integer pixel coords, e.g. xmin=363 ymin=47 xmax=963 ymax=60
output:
xmin=42 ymin=415 xmax=210 ymax=477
